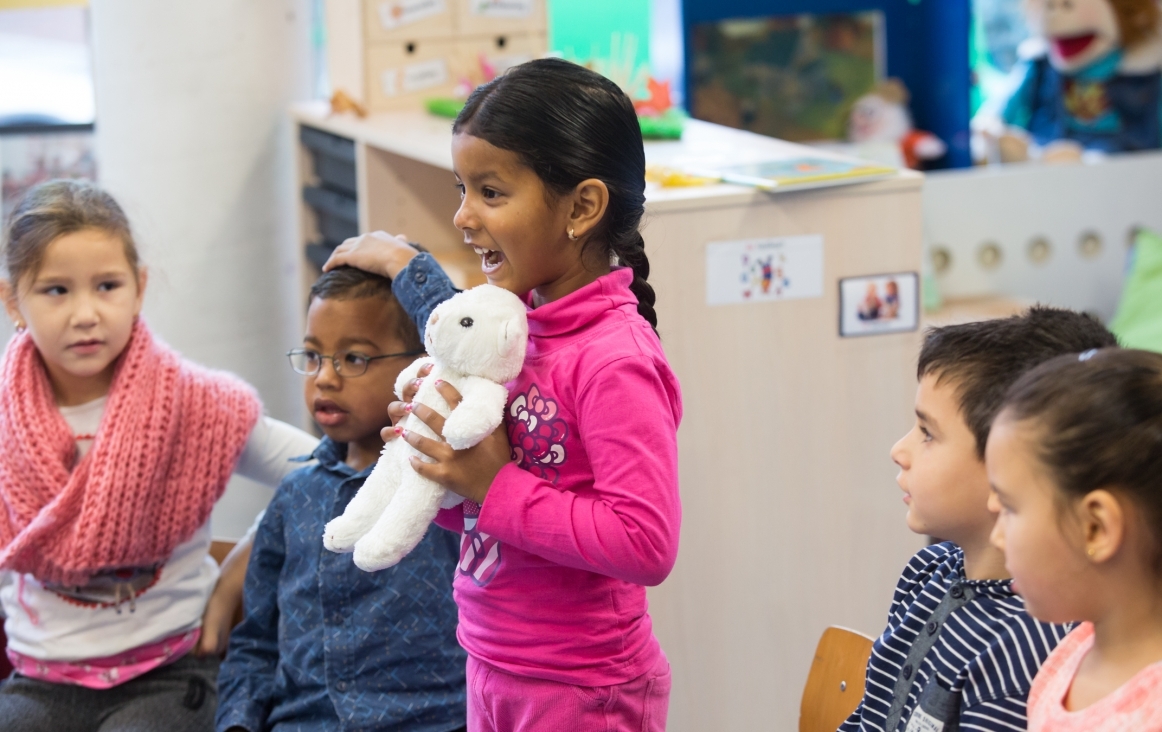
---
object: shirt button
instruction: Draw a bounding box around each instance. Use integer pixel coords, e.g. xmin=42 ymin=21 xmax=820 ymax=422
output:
xmin=415 ymin=271 xmax=428 ymax=283
xmin=950 ymin=584 xmax=965 ymax=599
xmin=335 ymin=680 xmax=348 ymax=692
xmin=903 ymin=664 xmax=914 ymax=679
xmin=926 ymin=621 xmax=939 ymax=635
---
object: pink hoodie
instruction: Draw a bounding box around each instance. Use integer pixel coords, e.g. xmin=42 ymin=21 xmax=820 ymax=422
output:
xmin=436 ymin=267 xmax=682 ymax=686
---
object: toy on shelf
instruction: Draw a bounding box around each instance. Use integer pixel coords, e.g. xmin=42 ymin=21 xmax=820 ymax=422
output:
xmin=987 ymin=0 xmax=1162 ymax=161
xmin=330 ymin=89 xmax=368 ymax=118
xmin=847 ymin=79 xmax=947 ymax=170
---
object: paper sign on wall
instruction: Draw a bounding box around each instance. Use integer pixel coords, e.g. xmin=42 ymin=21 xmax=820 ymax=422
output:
xmin=377 ymin=0 xmax=446 ymax=30
xmin=471 ymin=0 xmax=534 ymax=18
xmin=705 ymin=235 xmax=824 ymax=306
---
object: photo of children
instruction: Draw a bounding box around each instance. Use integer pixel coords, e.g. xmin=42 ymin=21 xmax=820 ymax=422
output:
xmin=841 ymin=272 xmax=916 ymax=336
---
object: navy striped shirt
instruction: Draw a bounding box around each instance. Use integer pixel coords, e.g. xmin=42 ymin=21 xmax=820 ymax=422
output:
xmin=840 ymin=542 xmax=1072 ymax=732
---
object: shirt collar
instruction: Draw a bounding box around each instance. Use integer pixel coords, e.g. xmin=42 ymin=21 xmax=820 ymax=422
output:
xmin=296 ymin=436 xmax=374 ymax=479
xmin=524 ymin=267 xmax=637 ymax=339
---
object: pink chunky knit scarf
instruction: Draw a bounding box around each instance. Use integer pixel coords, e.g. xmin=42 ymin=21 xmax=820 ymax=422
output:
xmin=0 ymin=321 xmax=261 ymax=586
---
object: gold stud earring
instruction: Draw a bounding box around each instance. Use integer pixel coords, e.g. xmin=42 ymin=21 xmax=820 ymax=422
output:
xmin=14 ymin=321 xmax=25 ymax=333
xmin=1088 ymin=547 xmax=1097 ymax=558
xmin=567 ymin=227 xmax=577 ymax=241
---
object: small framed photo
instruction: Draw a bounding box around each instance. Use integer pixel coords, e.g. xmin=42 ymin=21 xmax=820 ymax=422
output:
xmin=839 ymin=272 xmax=919 ymax=338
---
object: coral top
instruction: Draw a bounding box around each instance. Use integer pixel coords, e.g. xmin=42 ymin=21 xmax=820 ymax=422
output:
xmin=1028 ymin=622 xmax=1162 ymax=732
xmin=435 ymin=268 xmax=683 ymax=686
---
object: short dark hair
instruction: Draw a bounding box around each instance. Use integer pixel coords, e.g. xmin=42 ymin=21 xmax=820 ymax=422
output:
xmin=1000 ymin=349 xmax=1162 ymax=567
xmin=918 ymin=306 xmax=1118 ymax=458
xmin=308 ymin=266 xmax=422 ymax=352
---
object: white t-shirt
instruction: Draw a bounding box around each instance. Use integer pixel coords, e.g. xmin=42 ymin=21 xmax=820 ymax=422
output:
xmin=0 ymin=397 xmax=319 ymax=661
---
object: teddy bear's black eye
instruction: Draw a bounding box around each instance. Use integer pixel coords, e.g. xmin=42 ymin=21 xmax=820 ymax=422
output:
xmin=459 ymin=317 xmax=474 ymax=328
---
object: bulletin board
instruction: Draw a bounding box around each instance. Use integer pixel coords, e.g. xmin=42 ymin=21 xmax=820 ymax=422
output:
xmin=682 ymin=0 xmax=973 ymax=168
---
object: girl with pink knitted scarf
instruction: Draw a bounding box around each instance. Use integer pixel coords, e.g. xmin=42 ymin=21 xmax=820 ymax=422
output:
xmin=0 ymin=180 xmax=317 ymax=732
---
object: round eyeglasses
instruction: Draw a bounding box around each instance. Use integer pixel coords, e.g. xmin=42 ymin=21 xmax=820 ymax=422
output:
xmin=286 ymin=347 xmax=425 ymax=378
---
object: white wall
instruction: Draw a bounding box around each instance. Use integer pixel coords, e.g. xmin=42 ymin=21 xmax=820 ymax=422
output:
xmin=925 ymin=151 xmax=1162 ymax=321
xmin=90 ymin=0 xmax=314 ymax=538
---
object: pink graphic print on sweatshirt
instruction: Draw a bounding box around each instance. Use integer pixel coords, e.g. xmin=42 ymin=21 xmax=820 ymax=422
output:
xmin=508 ymin=385 xmax=569 ymax=484
xmin=459 ymin=500 xmax=502 ymax=586
xmin=457 ymin=385 xmax=569 ymax=587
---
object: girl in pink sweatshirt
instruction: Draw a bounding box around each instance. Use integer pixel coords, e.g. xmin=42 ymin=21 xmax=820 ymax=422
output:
xmin=327 ymin=58 xmax=682 ymax=731
xmin=987 ymin=348 xmax=1162 ymax=731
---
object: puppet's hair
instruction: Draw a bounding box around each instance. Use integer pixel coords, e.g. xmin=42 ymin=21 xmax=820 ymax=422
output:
xmin=1111 ymin=0 xmax=1161 ymax=49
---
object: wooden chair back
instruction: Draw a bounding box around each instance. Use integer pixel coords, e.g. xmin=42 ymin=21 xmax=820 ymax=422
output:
xmin=799 ymin=626 xmax=875 ymax=732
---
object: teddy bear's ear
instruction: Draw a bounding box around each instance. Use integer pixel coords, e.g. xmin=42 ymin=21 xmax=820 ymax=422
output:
xmin=497 ymin=315 xmax=523 ymax=359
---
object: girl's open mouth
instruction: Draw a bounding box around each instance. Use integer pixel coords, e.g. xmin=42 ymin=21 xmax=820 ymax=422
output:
xmin=473 ymin=246 xmax=505 ymax=275
xmin=1053 ymin=32 xmax=1096 ymax=60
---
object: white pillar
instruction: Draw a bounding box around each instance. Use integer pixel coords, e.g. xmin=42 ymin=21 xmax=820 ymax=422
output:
xmin=90 ymin=0 xmax=314 ymax=537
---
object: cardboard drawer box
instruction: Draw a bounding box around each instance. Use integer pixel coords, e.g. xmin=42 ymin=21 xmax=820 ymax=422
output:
xmin=454 ymin=32 xmax=545 ymax=85
xmin=364 ymin=0 xmax=454 ymax=41
xmin=454 ymin=0 xmax=546 ymax=38
xmin=365 ymin=38 xmax=459 ymax=110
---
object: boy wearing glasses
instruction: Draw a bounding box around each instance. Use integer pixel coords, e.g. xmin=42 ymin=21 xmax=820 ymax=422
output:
xmin=216 ymin=266 xmax=467 ymax=732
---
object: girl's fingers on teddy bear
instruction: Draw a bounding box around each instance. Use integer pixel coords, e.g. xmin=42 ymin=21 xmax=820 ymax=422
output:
xmin=434 ymin=379 xmax=463 ymax=409
xmin=402 ymin=428 xmax=450 ymax=461
xmin=408 ymin=402 xmax=447 ymax=437
xmin=387 ymin=400 xmax=409 ymax=426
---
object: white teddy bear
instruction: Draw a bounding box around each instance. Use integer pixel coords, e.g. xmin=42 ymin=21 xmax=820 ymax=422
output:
xmin=323 ymin=283 xmax=528 ymax=571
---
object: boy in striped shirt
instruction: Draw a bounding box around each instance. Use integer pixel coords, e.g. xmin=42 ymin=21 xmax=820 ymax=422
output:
xmin=840 ymin=307 xmax=1117 ymax=732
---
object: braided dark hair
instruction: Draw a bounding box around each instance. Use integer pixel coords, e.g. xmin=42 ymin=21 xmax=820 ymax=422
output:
xmin=453 ymin=58 xmax=658 ymax=334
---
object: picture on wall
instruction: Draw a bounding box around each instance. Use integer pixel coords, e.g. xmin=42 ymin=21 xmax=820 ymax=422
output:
xmin=690 ymin=11 xmax=884 ymax=142
xmin=839 ymin=272 xmax=919 ymax=337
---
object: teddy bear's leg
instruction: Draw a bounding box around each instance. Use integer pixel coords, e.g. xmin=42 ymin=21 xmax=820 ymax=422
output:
xmin=322 ymin=440 xmax=405 ymax=553
xmin=351 ymin=467 xmax=446 ymax=571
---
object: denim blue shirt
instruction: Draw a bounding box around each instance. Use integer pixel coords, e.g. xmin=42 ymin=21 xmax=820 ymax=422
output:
xmin=393 ymin=252 xmax=460 ymax=341
xmin=216 ymin=437 xmax=466 ymax=732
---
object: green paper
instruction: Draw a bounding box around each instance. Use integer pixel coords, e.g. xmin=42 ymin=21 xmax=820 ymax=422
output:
xmin=426 ymin=97 xmax=466 ymax=119
xmin=1110 ymin=228 xmax=1162 ymax=353
xmin=639 ymin=110 xmax=685 ymax=139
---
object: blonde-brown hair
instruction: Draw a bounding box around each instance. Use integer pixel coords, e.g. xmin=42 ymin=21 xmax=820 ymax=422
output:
xmin=3 ymin=179 xmax=140 ymax=288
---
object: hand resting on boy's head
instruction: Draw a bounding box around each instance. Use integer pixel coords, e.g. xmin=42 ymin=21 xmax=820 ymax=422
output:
xmin=324 ymin=230 xmax=419 ymax=280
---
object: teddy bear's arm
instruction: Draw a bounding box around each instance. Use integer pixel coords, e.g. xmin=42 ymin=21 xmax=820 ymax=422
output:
xmin=393 ymin=356 xmax=436 ymax=401
xmin=441 ymin=378 xmax=510 ymax=450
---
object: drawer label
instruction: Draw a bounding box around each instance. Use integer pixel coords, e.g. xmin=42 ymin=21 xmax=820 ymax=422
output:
xmin=380 ymin=58 xmax=449 ymax=96
xmin=470 ymin=0 xmax=534 ymax=18
xmin=705 ymin=235 xmax=824 ymax=306
xmin=377 ymin=0 xmax=446 ymax=29
xmin=404 ymin=58 xmax=449 ymax=92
